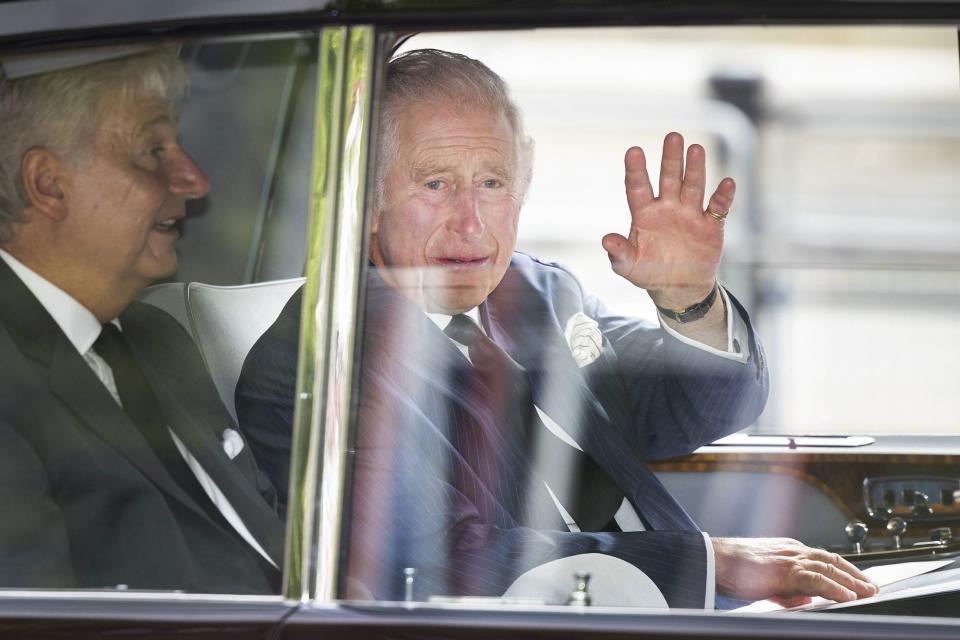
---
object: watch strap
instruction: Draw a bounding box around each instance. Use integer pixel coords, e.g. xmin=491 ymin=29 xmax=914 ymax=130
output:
xmin=655 ymin=283 xmax=719 ymax=323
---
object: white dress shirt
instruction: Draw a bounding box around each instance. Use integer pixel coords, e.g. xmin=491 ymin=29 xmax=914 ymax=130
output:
xmin=658 ymin=287 xmax=752 ymax=363
xmin=0 ymin=249 xmax=276 ymax=568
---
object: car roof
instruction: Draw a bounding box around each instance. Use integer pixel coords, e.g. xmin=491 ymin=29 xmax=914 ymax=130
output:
xmin=1 ymin=0 xmax=958 ymax=54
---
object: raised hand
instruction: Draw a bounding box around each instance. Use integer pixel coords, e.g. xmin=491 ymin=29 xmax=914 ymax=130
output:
xmin=601 ymin=132 xmax=734 ymax=311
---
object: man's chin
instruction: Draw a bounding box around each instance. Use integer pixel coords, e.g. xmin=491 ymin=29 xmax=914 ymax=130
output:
xmin=139 ymin=253 xmax=179 ymax=284
xmin=375 ymin=266 xmax=498 ymax=313
xmin=407 ymin=285 xmax=486 ymax=315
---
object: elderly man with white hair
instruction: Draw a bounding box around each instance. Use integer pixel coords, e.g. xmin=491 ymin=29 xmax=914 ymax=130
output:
xmin=0 ymin=49 xmax=284 ymax=593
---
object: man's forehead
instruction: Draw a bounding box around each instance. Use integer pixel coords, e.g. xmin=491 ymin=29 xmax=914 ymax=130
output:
xmin=399 ymin=102 xmax=514 ymax=159
xmin=410 ymin=135 xmax=511 ymax=158
xmin=410 ymin=154 xmax=512 ymax=177
xmin=95 ymin=94 xmax=178 ymax=135
xmin=399 ymin=97 xmax=509 ymax=131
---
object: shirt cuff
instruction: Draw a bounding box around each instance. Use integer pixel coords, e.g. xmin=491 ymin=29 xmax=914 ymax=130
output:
xmin=702 ymin=531 xmax=716 ymax=609
xmin=658 ymin=287 xmax=750 ymax=364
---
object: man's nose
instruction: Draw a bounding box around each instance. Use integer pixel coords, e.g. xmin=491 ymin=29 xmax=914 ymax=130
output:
xmin=447 ymin=186 xmax=484 ymax=239
xmin=167 ymin=148 xmax=210 ymax=200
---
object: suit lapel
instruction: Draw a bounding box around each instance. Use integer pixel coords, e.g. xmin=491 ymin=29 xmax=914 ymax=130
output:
xmin=364 ymin=272 xmax=565 ymax=529
xmin=484 ymin=265 xmax=617 ymax=453
xmin=119 ymin=303 xmax=285 ymax=563
xmin=138 ymin=355 xmax=285 ymax=563
xmin=484 ymin=262 xmax=700 ymax=532
xmin=0 ymin=260 xmax=225 ymax=526
xmin=47 ymin=336 xmax=212 ymax=512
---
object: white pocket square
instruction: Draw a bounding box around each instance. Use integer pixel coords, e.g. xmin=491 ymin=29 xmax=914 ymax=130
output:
xmin=564 ymin=312 xmax=602 ymax=368
xmin=221 ymin=428 xmax=245 ymax=460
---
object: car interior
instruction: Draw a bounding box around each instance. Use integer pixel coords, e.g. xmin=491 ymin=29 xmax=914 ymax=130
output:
xmin=2 ymin=6 xmax=960 ymax=636
xmin=138 ymin=25 xmax=960 ymax=567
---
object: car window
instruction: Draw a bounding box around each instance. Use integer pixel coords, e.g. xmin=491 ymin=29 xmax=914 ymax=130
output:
xmin=5 ymin=13 xmax=960 ymax=637
xmin=326 ymin=23 xmax=960 ymax=619
xmin=402 ymin=25 xmax=960 ymax=438
xmin=0 ymin=31 xmax=315 ymax=594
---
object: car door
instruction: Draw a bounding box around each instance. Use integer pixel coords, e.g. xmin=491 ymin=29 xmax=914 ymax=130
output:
xmin=3 ymin=1 xmax=960 ymax=639
xmin=0 ymin=4 xmax=324 ymax=636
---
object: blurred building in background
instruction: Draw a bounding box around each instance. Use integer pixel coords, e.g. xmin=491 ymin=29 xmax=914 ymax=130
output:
xmin=403 ymin=27 xmax=960 ymax=436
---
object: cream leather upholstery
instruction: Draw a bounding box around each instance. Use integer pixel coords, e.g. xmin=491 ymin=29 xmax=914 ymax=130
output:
xmin=140 ymin=277 xmax=305 ymax=421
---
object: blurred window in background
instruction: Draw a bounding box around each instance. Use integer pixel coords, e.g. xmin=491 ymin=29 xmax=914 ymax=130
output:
xmin=402 ymin=26 xmax=960 ymax=436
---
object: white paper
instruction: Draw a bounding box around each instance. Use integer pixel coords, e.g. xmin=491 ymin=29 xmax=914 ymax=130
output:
xmin=826 ymin=576 xmax=960 ymax=611
xmin=863 ymin=560 xmax=954 ymax=588
xmin=734 ymin=560 xmax=954 ymax=613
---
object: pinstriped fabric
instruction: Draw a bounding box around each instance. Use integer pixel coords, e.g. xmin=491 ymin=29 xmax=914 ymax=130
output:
xmin=235 ymin=253 xmax=769 ymax=608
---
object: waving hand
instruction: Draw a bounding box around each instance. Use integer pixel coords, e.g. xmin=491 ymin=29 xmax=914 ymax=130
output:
xmin=601 ymin=132 xmax=734 ymax=311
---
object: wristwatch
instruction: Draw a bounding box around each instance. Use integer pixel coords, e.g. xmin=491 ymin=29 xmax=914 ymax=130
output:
xmin=654 ymin=283 xmax=719 ymax=323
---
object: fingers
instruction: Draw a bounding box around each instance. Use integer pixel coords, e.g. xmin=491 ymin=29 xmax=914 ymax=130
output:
xmin=680 ymin=143 xmax=706 ymax=206
xmin=658 ymin=132 xmax=685 ymax=201
xmin=624 ymin=146 xmax=654 ymax=214
xmin=706 ymin=177 xmax=736 ymax=217
xmin=787 ymin=547 xmax=878 ymax=603
xmin=794 ymin=559 xmax=878 ymax=603
xmin=601 ymin=232 xmax=631 ymax=277
xmin=628 ymin=134 xmax=732 ymax=216
xmin=805 ymin=550 xmax=878 ymax=598
xmin=808 ymin=548 xmax=873 ymax=585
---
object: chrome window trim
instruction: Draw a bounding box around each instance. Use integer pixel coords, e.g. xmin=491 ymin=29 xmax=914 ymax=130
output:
xmin=284 ymin=24 xmax=375 ymax=603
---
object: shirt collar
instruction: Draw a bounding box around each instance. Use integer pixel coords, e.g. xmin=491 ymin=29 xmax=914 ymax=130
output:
xmin=426 ymin=306 xmax=482 ymax=334
xmin=0 ymin=249 xmax=112 ymax=355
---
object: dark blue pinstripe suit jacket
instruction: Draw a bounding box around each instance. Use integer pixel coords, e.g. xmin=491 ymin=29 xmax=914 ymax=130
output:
xmin=236 ymin=253 xmax=768 ymax=608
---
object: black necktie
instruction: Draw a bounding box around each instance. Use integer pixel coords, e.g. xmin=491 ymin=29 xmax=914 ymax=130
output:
xmin=94 ymin=324 xmax=222 ymax=518
xmin=93 ymin=325 xmax=280 ymax=588
xmin=444 ymin=314 xmax=624 ymax=531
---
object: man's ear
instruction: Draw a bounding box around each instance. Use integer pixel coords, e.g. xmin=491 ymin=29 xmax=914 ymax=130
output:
xmin=20 ymin=148 xmax=68 ymax=221
xmin=368 ymin=207 xmax=387 ymax=268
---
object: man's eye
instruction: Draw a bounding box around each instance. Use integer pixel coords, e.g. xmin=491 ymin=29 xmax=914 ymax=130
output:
xmin=425 ymin=180 xmax=443 ymax=190
xmin=482 ymin=178 xmax=502 ymax=188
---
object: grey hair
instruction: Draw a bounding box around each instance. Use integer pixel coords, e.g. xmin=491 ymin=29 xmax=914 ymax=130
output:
xmin=375 ymin=48 xmax=534 ymax=210
xmin=0 ymin=48 xmax=187 ymax=243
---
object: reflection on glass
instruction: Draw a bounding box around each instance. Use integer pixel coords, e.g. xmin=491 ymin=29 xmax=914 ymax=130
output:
xmin=408 ymin=26 xmax=960 ymax=438
xmin=334 ymin=28 xmax=957 ymax=612
xmin=235 ymin=40 xmax=918 ymax=612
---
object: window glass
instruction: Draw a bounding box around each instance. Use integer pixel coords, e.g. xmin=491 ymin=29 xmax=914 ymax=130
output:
xmin=403 ymin=26 xmax=960 ymax=437
xmin=0 ymin=32 xmax=314 ymax=593
xmin=328 ymin=25 xmax=960 ymax=617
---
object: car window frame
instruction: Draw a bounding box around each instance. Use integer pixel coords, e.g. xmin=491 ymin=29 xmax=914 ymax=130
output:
xmin=2 ymin=2 xmax=960 ymax=637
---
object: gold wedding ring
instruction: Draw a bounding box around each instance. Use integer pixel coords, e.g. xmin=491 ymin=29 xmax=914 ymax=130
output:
xmin=706 ymin=208 xmax=730 ymax=223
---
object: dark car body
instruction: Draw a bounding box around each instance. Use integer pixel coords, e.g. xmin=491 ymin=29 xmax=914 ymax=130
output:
xmin=2 ymin=0 xmax=960 ymax=638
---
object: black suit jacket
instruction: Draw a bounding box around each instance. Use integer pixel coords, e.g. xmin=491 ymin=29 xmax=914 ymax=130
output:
xmin=237 ymin=254 xmax=768 ymax=607
xmin=0 ymin=259 xmax=284 ymax=592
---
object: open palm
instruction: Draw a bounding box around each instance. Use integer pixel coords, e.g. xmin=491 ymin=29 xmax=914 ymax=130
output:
xmin=602 ymin=132 xmax=734 ymax=310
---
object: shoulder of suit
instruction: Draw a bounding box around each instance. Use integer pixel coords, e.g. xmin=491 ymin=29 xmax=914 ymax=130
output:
xmin=510 ymin=252 xmax=586 ymax=298
xmin=121 ymin=300 xmax=193 ymax=345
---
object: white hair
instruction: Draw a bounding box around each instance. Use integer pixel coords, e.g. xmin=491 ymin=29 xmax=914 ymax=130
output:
xmin=375 ymin=48 xmax=535 ymax=210
xmin=0 ymin=48 xmax=187 ymax=242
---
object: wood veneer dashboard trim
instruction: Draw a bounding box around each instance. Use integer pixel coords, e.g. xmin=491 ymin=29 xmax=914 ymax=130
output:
xmin=650 ymin=451 xmax=960 ymax=539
